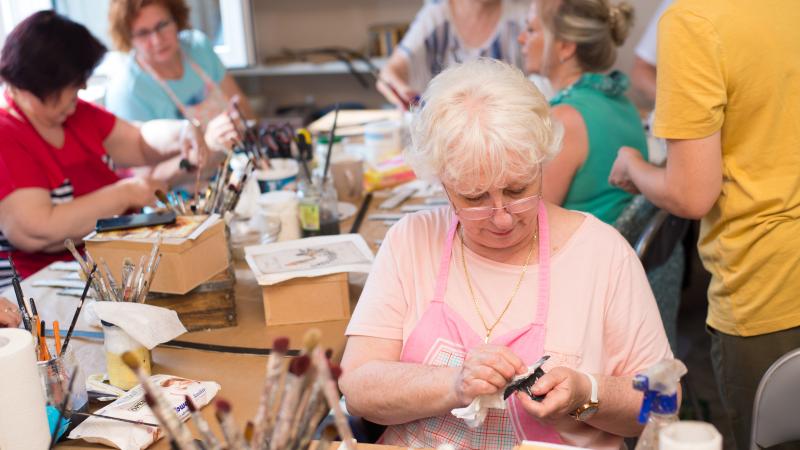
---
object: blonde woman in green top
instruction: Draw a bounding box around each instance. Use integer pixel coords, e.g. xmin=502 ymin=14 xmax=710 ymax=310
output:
xmin=518 ymin=0 xmax=647 ymax=224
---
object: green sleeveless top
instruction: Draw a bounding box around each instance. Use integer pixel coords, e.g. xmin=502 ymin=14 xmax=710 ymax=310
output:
xmin=550 ymin=71 xmax=648 ymax=224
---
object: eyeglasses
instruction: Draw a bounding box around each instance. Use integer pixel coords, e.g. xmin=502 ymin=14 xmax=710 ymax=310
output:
xmin=451 ymin=193 xmax=542 ymax=221
xmin=132 ymin=19 xmax=174 ymax=41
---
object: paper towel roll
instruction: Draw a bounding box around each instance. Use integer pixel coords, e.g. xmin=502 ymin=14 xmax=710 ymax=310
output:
xmin=659 ymin=421 xmax=722 ymax=450
xmin=0 ymin=328 xmax=51 ymax=450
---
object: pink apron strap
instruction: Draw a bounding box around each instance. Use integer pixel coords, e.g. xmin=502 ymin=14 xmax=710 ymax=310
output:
xmin=534 ymin=200 xmax=550 ymax=325
xmin=432 ymin=213 xmax=460 ymax=303
xmin=137 ymin=52 xmax=223 ymax=127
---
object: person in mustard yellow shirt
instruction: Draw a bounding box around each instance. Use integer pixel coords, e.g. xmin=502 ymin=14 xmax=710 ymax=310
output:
xmin=607 ymin=1 xmax=800 ymax=449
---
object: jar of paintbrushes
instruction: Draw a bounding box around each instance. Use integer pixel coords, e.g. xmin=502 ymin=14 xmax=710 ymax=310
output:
xmin=101 ymin=320 xmax=151 ymax=390
xmin=37 ymin=343 xmax=88 ymax=413
xmin=299 ymin=105 xmax=342 ymax=238
xmin=297 ymin=171 xmax=340 ymax=238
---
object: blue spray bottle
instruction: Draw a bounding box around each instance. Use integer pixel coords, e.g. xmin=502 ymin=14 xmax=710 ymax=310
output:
xmin=633 ymin=358 xmax=688 ymax=450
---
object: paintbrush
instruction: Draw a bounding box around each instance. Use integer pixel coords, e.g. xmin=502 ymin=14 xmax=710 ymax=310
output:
xmin=244 ymin=421 xmax=255 ymax=447
xmin=61 ymin=264 xmax=96 ymax=357
xmin=156 ymin=189 xmax=180 ymax=215
xmin=283 ymin=330 xmax=321 ymax=448
xmin=138 ymin=253 xmax=161 ymax=303
xmin=39 ymin=319 xmax=52 ymax=361
xmin=121 ymin=257 xmax=135 ymax=295
xmin=269 ymin=355 xmax=311 ymax=450
xmin=49 ymin=368 xmax=77 ymax=449
xmin=321 ymin=104 xmax=340 ymax=187
xmin=64 ymin=239 xmax=89 ymax=274
xmin=312 ymin=349 xmax=355 ymax=450
xmin=53 ymin=320 xmax=62 ymax=356
xmin=7 ymin=256 xmax=32 ymax=331
xmin=122 ymin=352 xmax=197 ymax=449
xmin=68 ymin=410 xmax=159 ymax=428
xmin=252 ymin=336 xmax=289 ymax=449
xmin=99 ymin=257 xmax=120 ymax=300
xmin=316 ymin=424 xmax=338 ymax=450
xmin=85 ymin=251 xmax=114 ymax=302
xmin=142 ymin=392 xmax=183 ymax=450
xmin=215 ymin=399 xmax=246 ymax=450
xmin=251 ymin=336 xmax=290 ymax=448
xmin=130 ymin=255 xmax=146 ymax=302
xmin=31 ymin=315 xmax=41 ymax=360
xmin=185 ymin=395 xmax=222 ymax=450
xmin=294 ymin=366 xmax=343 ymax=450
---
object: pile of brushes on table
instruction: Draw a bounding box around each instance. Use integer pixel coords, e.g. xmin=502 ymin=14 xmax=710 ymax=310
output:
xmin=121 ymin=330 xmax=356 ymax=450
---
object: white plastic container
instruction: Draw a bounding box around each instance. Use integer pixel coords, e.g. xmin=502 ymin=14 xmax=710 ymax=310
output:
xmin=257 ymin=190 xmax=301 ymax=241
xmin=364 ymin=120 xmax=402 ymax=164
xmin=659 ymin=421 xmax=722 ymax=450
xmin=254 ymin=158 xmax=299 ymax=193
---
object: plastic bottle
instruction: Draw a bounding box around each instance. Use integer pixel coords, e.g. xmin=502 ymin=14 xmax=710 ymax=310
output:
xmin=633 ymin=358 xmax=688 ymax=450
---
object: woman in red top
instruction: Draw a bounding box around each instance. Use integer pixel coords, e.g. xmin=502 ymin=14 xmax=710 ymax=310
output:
xmin=0 ymin=11 xmax=214 ymax=287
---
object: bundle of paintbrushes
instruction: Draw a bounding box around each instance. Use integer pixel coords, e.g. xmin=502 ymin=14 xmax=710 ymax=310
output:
xmin=64 ymin=235 xmax=162 ymax=303
xmin=157 ymin=155 xmax=255 ymax=218
xmin=7 ymin=256 xmax=90 ymax=362
xmin=120 ymin=330 xmax=356 ymax=450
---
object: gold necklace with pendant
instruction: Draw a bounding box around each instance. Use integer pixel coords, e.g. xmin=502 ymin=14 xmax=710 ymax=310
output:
xmin=459 ymin=226 xmax=538 ymax=344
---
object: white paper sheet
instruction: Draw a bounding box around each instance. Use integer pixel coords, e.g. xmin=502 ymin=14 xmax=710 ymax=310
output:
xmin=244 ymin=233 xmax=374 ymax=285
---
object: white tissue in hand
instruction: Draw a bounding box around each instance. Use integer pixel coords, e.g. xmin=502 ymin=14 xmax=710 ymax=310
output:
xmin=450 ymin=361 xmax=546 ymax=428
xmin=451 ymin=393 xmax=507 ymax=428
xmin=92 ymin=302 xmax=187 ymax=349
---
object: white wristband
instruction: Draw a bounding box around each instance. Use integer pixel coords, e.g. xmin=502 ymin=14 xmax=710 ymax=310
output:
xmin=581 ymin=371 xmax=598 ymax=403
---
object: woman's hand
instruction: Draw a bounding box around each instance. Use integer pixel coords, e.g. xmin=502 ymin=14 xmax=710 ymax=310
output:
xmin=453 ymin=344 xmax=527 ymax=407
xmin=517 ymin=366 xmax=592 ymax=426
xmin=0 ymin=297 xmax=21 ymax=328
xmin=204 ymin=111 xmax=241 ymax=153
xmin=116 ymin=177 xmax=167 ymax=210
xmin=609 ymin=146 xmax=644 ymax=194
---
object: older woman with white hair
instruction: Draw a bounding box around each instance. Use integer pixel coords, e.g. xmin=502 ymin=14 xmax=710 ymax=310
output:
xmin=340 ymin=59 xmax=673 ymax=449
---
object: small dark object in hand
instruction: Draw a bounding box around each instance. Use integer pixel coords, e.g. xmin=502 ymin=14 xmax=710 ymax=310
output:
xmin=503 ymin=366 xmax=546 ymax=401
xmin=179 ymin=158 xmax=196 ymax=172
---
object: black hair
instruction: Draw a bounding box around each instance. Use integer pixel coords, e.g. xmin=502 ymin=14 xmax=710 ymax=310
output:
xmin=0 ymin=10 xmax=106 ymax=102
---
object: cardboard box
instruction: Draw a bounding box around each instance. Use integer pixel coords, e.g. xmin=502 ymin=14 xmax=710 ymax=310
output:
xmin=261 ymin=272 xmax=350 ymax=326
xmin=85 ymin=220 xmax=229 ymax=295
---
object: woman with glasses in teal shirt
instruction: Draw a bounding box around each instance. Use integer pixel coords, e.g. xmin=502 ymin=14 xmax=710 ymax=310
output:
xmin=105 ymin=0 xmax=252 ymax=157
xmin=518 ymin=0 xmax=647 ymax=224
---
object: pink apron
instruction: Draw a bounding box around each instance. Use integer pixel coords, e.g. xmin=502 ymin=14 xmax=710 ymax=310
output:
xmin=380 ymin=201 xmax=562 ymax=448
xmin=139 ymin=53 xmax=228 ymax=127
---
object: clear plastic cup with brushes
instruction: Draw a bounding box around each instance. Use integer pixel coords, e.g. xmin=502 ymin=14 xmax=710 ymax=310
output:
xmin=37 ymin=348 xmax=88 ymax=413
xmin=102 ymin=320 xmax=151 ymax=390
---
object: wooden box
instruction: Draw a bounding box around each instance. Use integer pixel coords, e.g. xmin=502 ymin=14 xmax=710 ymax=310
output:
xmin=146 ymin=266 xmax=237 ymax=331
xmin=261 ymin=273 xmax=350 ymax=326
xmin=84 ymin=220 xmax=229 ymax=295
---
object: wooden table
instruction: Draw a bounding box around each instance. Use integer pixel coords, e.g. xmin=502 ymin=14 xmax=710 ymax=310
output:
xmin=5 ymin=190 xmax=426 ymax=449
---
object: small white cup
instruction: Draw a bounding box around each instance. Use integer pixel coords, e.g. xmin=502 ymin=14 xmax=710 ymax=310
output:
xmin=364 ymin=120 xmax=402 ymax=164
xmin=659 ymin=421 xmax=722 ymax=450
xmin=257 ymin=191 xmax=300 ymax=241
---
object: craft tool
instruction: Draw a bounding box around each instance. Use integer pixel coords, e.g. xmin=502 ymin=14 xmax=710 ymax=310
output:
xmin=61 ymin=264 xmax=96 ymax=357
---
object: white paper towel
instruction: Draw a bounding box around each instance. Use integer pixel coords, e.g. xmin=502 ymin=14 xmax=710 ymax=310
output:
xmin=0 ymin=328 xmax=51 ymax=450
xmin=91 ymin=302 xmax=187 ymax=350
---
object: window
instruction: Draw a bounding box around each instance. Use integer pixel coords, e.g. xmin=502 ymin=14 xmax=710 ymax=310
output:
xmin=0 ymin=0 xmax=256 ymax=68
